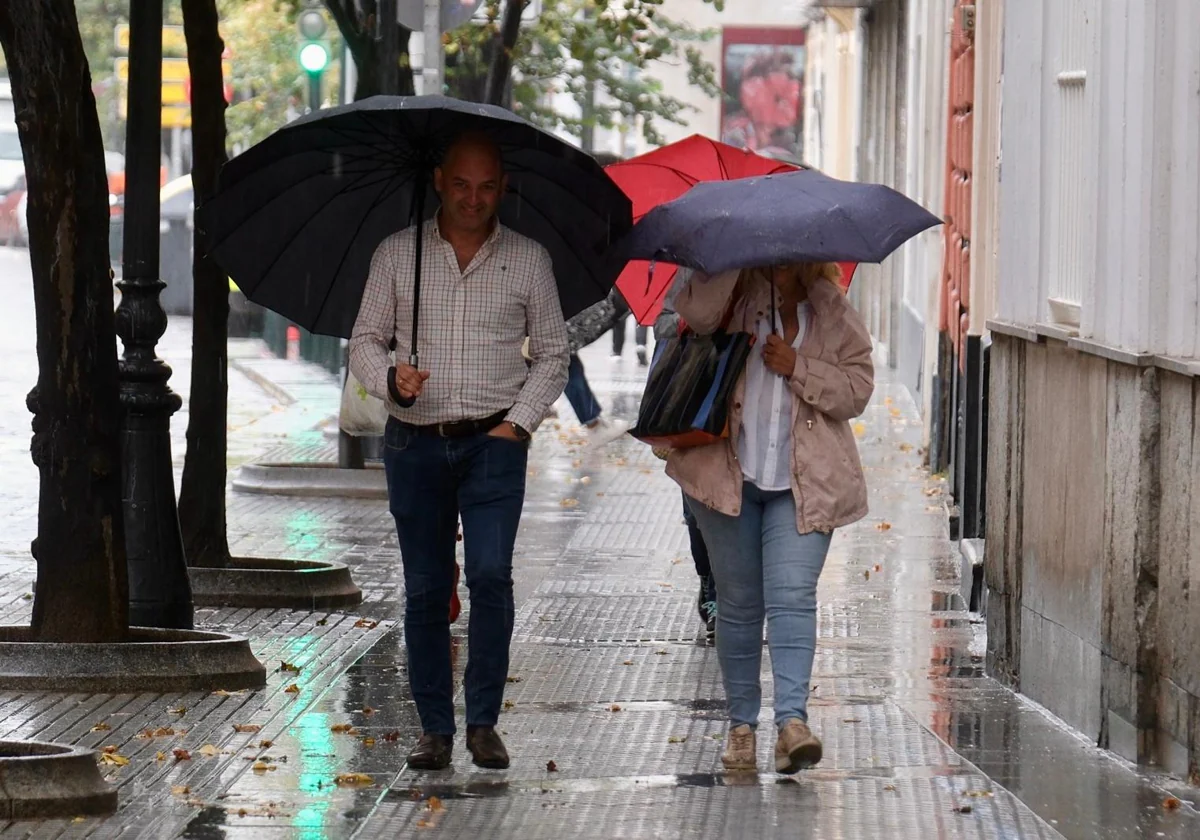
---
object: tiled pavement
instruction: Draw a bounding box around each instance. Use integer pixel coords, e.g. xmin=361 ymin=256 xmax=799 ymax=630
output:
xmin=0 ymin=244 xmax=1198 ymax=837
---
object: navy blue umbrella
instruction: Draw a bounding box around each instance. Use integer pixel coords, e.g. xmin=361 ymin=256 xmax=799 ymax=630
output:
xmin=618 ymin=168 xmax=942 ymax=274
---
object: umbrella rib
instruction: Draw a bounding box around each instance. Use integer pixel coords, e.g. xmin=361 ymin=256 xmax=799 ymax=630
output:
xmin=310 ymin=170 xmax=416 ymax=331
xmin=204 ymin=164 xmax=387 ymax=257
xmin=217 ymin=165 xmax=388 ymax=282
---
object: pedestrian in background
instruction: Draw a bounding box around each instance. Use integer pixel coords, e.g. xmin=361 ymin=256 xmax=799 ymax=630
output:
xmin=610 ymin=288 xmax=649 ymax=366
xmin=666 ymin=261 xmax=874 ymax=774
xmin=350 ymin=132 xmax=569 ymax=772
xmin=653 ymin=268 xmax=717 ymax=637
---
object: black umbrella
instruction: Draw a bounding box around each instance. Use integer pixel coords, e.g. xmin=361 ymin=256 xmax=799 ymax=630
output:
xmin=620 ymin=168 xmax=942 ymax=274
xmin=197 ymin=96 xmax=633 ymax=360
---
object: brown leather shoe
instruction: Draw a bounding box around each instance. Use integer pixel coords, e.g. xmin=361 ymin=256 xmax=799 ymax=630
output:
xmin=466 ymin=725 xmax=510 ymax=769
xmin=775 ymin=719 xmax=822 ymax=773
xmin=407 ymin=734 xmax=453 ymax=770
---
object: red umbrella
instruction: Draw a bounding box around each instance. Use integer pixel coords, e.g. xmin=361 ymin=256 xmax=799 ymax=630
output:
xmin=606 ymin=135 xmax=856 ymax=324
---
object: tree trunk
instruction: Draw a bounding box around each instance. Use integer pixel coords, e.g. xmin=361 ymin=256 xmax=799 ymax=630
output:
xmin=323 ymin=0 xmax=415 ymax=100
xmin=484 ymin=0 xmax=526 ymax=106
xmin=0 ymin=0 xmax=129 ymax=642
xmin=178 ymin=0 xmax=231 ymax=569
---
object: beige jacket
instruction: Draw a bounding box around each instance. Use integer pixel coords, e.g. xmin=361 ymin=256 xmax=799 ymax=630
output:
xmin=666 ymin=269 xmax=874 ymax=534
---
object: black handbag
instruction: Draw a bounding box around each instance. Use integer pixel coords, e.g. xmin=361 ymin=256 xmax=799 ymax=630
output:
xmin=631 ymin=329 xmax=754 ymax=449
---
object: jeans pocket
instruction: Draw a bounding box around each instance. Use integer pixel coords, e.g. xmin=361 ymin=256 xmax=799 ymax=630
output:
xmin=384 ymin=419 xmax=411 ymax=453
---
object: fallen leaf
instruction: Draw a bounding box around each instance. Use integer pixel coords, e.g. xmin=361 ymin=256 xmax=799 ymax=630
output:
xmin=614 ymin=458 xmax=627 ymax=466
xmin=559 ymin=498 xmax=579 ymax=508
xmin=353 ymin=619 xmax=379 ymax=629
xmin=924 ymin=486 xmax=939 ymax=496
xmin=362 ymin=737 xmax=377 ymax=747
xmin=330 ymin=723 xmax=357 ymax=734
xmin=580 ymin=476 xmax=592 ymax=485
xmin=965 ymin=790 xmax=994 ymax=798
xmin=667 ymin=735 xmax=687 ymax=744
xmin=898 ymin=442 xmax=914 ymax=453
xmin=334 ymin=773 xmax=374 ymax=787
xmin=873 ymin=564 xmax=883 ymax=573
xmin=284 ymin=683 xmax=300 ymax=694
xmin=316 ymin=617 xmax=328 ymax=626
xmin=572 ymin=459 xmax=583 ymax=468
xmin=171 ymin=785 xmax=190 ymax=796
xmin=102 ymin=745 xmax=119 ymax=754
xmin=258 ymin=740 xmax=274 ymax=749
xmin=506 ymin=676 xmax=522 ymax=684
xmin=953 ymin=804 xmax=973 ymax=814
xmin=168 ymin=706 xmax=187 ymax=715
xmin=876 ymin=521 xmax=892 ymax=531
xmin=382 ymin=731 xmax=402 ymax=743
xmin=91 ymin=722 xmax=111 ymax=732
xmin=883 ymin=784 xmax=897 ymax=792
xmin=889 ymin=407 xmax=902 ymax=418
xmin=546 ymin=760 xmax=558 ymax=772
xmin=213 ymin=689 xmax=246 ymax=697
xmin=199 ymin=744 xmax=220 ymax=757
xmin=843 ymin=718 xmax=863 ymax=724
xmin=173 ymin=748 xmax=192 ymax=761
xmin=233 ymin=724 xmax=261 ymax=734
xmin=361 ymin=707 xmax=377 ymax=717
xmin=503 ymin=700 xmax=515 ymax=710
xmin=279 ymin=662 xmax=301 ymax=674
xmin=426 ymin=796 xmax=445 ymax=813
xmin=610 ymin=704 xmax=622 ymax=712
xmin=622 ymin=660 xmax=634 ymax=666
xmin=655 ymin=649 xmax=668 ymax=656
xmin=1164 ymin=796 xmax=1182 ymax=810
xmin=252 ymin=761 xmax=277 ymax=774
xmin=456 ymin=532 xmax=463 ymax=542
xmin=155 ymin=751 xmax=167 ymax=762
xmin=864 ymin=570 xmax=871 ymax=580
xmin=98 ymin=753 xmax=129 ymax=767
xmin=21 ymin=593 xmax=31 ymax=601
xmin=884 ymin=397 xmax=894 ymax=406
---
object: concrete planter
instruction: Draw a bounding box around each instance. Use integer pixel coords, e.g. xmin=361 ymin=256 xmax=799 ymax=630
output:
xmin=189 ymin=557 xmax=363 ymax=610
xmin=0 ymin=741 xmax=117 ymax=819
xmin=0 ymin=627 xmax=266 ymax=692
xmin=232 ymin=461 xmax=387 ymax=499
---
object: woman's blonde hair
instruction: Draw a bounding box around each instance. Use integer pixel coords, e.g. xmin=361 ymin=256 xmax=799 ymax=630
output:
xmin=741 ymin=261 xmax=845 ymax=293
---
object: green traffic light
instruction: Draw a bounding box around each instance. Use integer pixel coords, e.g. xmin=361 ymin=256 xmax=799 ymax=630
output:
xmin=300 ymin=42 xmax=329 ymax=74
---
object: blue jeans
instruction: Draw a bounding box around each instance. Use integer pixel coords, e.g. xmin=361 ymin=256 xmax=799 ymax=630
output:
xmin=383 ymin=417 xmax=528 ymax=736
xmin=564 ymin=354 xmax=602 ymax=425
xmin=687 ymin=483 xmax=832 ymax=729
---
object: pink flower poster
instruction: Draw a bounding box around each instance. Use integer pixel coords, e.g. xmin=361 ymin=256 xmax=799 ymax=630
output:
xmin=720 ymin=27 xmax=806 ymax=160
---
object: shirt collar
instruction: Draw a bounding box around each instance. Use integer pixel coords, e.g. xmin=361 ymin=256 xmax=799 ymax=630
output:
xmin=431 ymin=210 xmax=505 ymax=250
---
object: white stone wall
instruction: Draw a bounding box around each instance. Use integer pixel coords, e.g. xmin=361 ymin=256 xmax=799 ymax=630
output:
xmin=995 ymin=0 xmax=1200 ymax=360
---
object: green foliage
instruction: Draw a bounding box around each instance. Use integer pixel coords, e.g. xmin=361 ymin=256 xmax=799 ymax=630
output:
xmin=447 ymin=0 xmax=722 ymax=146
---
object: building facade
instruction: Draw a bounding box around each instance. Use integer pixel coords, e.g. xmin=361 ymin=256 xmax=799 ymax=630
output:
xmin=987 ymin=0 xmax=1200 ymax=777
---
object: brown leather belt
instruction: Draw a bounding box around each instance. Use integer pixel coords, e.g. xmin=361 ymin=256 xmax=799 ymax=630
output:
xmin=399 ymin=408 xmax=510 ymax=439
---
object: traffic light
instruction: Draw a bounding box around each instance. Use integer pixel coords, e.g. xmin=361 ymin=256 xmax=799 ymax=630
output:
xmin=297 ymin=3 xmax=329 ymax=111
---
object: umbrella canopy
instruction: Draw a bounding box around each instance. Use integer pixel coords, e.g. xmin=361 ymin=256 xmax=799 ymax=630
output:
xmin=197 ymin=95 xmax=633 ymax=339
xmin=619 ymin=169 xmax=942 ymax=274
xmin=604 ymin=135 xmax=798 ymax=325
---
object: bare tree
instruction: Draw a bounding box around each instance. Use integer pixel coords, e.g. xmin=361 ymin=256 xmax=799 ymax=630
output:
xmin=178 ymin=0 xmax=232 ymax=568
xmin=0 ymin=0 xmax=129 ymax=641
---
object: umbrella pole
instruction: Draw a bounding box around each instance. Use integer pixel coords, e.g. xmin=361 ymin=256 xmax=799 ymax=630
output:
xmin=409 ymin=173 xmax=428 ymax=369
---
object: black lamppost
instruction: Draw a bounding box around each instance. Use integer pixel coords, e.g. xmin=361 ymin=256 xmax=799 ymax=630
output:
xmin=115 ymin=1 xmax=194 ymax=629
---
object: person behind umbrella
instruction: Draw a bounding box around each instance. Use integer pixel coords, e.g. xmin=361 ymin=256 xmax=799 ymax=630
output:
xmin=349 ymin=131 xmax=569 ymax=771
xmin=652 ymin=267 xmax=718 ymax=637
xmin=665 ymin=261 xmax=873 ymax=774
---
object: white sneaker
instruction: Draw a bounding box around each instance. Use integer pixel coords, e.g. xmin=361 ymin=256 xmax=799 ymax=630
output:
xmin=585 ymin=417 xmax=629 ymax=447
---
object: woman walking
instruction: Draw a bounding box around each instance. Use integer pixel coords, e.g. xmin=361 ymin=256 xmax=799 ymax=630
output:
xmin=666 ymin=261 xmax=874 ymax=774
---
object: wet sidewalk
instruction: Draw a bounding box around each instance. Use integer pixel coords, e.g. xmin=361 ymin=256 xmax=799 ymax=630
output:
xmin=0 ymin=291 xmax=1197 ymax=836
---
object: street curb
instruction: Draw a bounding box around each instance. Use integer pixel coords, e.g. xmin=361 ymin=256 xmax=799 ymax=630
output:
xmin=229 ymin=357 xmax=297 ymax=407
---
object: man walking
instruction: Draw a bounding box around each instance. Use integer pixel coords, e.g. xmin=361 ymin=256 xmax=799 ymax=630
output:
xmin=350 ymin=132 xmax=569 ymax=770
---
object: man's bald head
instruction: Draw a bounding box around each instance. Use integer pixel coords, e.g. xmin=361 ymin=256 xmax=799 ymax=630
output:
xmin=434 ymin=130 xmax=507 ymax=237
xmin=441 ymin=130 xmax=504 ymax=173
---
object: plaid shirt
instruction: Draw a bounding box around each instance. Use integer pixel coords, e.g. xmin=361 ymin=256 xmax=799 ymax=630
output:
xmin=349 ymin=216 xmax=569 ymax=432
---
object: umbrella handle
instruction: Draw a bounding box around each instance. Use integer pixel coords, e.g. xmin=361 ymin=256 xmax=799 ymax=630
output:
xmin=393 ymin=352 xmax=418 ymax=408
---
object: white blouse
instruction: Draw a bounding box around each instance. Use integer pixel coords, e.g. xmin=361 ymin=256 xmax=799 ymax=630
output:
xmin=738 ymin=301 xmax=810 ymax=491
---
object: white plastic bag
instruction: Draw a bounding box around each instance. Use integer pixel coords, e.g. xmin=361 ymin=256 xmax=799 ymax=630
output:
xmin=339 ymin=369 xmax=388 ymax=436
